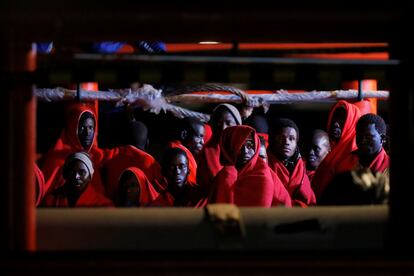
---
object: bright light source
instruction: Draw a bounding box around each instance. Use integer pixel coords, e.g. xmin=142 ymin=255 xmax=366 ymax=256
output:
xmin=199 ymin=41 xmax=220 ymax=45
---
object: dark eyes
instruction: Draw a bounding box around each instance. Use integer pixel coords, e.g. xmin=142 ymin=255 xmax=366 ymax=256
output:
xmin=170 ymin=164 xmax=187 ymax=171
xmin=71 ymin=169 xmax=87 ymax=177
xmin=80 ymin=126 xmax=93 ymax=131
xmin=245 ymin=142 xmax=254 ymax=149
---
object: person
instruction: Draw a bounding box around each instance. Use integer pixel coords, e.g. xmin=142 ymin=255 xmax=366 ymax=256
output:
xmin=43 ymin=152 xmax=113 ymax=207
xmin=167 ymin=117 xmax=205 ymax=183
xmin=353 ymin=114 xmax=389 ymax=173
xmin=210 ymin=125 xmax=290 ymax=207
xmin=197 ymin=104 xmax=242 ymax=195
xmin=151 ymin=148 xmax=207 ymax=207
xmin=258 ymin=136 xmax=292 ymax=207
xmin=333 ymin=114 xmax=389 ymax=175
xmin=244 ymin=114 xmax=270 ymax=147
xmin=305 ymin=129 xmax=331 ymax=182
xmin=116 ymin=167 xmax=159 ymax=207
xmin=128 ymin=120 xmax=149 ymax=152
xmin=267 ymin=118 xmax=316 ymax=206
xmin=311 ymin=100 xmax=362 ymax=199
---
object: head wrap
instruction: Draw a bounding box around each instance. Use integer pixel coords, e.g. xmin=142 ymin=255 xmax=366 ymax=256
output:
xmin=212 ymin=104 xmax=242 ymax=126
xmin=63 ymin=151 xmax=94 ymax=179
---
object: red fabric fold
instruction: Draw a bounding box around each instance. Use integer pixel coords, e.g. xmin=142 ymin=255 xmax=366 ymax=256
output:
xmin=167 ymin=140 xmax=197 ymax=184
xmin=204 ymin=123 xmax=213 ymax=145
xmin=34 ymin=163 xmax=45 ymax=207
xmin=150 ymin=178 xmax=207 ymax=208
xmin=268 ymin=152 xmax=316 ymax=206
xmin=306 ymin=170 xmax=316 ymax=183
xmin=311 ymin=100 xmax=362 ymax=199
xmin=43 ymin=183 xmax=114 ymax=207
xmin=211 ymin=126 xmax=275 ymax=207
xmin=269 ymin=169 xmax=292 ymax=207
xmin=197 ymin=141 xmax=222 ymax=195
xmin=336 ymin=148 xmax=389 ymax=174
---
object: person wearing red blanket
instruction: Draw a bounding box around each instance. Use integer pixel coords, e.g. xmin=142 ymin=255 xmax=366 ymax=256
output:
xmin=311 ymin=100 xmax=362 ymax=199
xmin=335 ymin=113 xmax=389 ymax=175
xmin=267 ymin=118 xmax=316 ymax=206
xmin=319 ymin=114 xmax=389 ymax=204
xmin=167 ymin=117 xmax=206 ymax=184
xmin=116 ymin=167 xmax=160 ymax=207
xmin=210 ymin=125 xmax=287 ymax=207
xmin=258 ymin=136 xmax=292 ymax=207
xmin=305 ymin=129 xmax=331 ymax=183
xmin=43 ymin=152 xmax=113 ymax=207
xmin=197 ymin=104 xmax=242 ymax=195
xmin=151 ymin=148 xmax=207 ymax=207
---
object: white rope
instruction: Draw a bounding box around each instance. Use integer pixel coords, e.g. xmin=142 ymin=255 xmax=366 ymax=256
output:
xmin=35 ymin=85 xmax=211 ymax=122
xmin=166 ymin=90 xmax=389 ymax=105
xmin=35 ymin=85 xmax=389 ymax=122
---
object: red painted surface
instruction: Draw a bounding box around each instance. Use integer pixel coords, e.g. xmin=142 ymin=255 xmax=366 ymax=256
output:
xmin=343 ymin=80 xmax=378 ymax=114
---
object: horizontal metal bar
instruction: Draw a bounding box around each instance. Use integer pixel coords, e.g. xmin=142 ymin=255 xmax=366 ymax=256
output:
xmin=73 ymin=53 xmax=400 ymax=66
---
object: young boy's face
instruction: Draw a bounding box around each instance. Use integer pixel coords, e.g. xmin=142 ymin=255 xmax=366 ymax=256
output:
xmin=78 ymin=113 xmax=95 ymax=150
xmin=119 ymin=171 xmax=141 ymax=207
xmin=356 ymin=123 xmax=383 ymax=157
xmin=237 ymin=134 xmax=256 ymax=168
xmin=185 ymin=123 xmax=205 ymax=157
xmin=166 ymin=154 xmax=189 ymax=188
xmin=65 ymin=160 xmax=90 ymax=192
xmin=273 ymin=127 xmax=298 ymax=159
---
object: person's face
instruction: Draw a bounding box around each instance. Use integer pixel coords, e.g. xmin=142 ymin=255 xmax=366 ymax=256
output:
xmin=65 ymin=160 xmax=90 ymax=192
xmin=119 ymin=172 xmax=141 ymax=207
xmin=237 ymin=135 xmax=256 ymax=168
xmin=259 ymin=144 xmax=267 ymax=163
xmin=166 ymin=154 xmax=189 ymax=188
xmin=185 ymin=124 xmax=205 ymax=156
xmin=307 ymin=135 xmax=330 ymax=169
xmin=214 ymin=111 xmax=237 ymax=136
xmin=78 ymin=116 xmax=95 ymax=150
xmin=356 ymin=123 xmax=384 ymax=157
xmin=329 ymin=107 xmax=347 ymax=142
xmin=274 ymin=127 xmax=298 ymax=159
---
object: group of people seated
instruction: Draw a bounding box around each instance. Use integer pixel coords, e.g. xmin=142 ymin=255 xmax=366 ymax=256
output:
xmin=34 ymin=99 xmax=390 ymax=208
